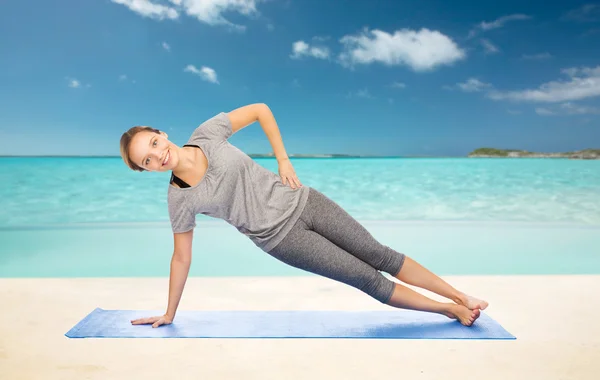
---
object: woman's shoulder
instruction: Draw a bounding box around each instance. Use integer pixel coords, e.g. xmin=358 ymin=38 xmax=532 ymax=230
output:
xmin=188 ymin=112 xmax=232 ymax=144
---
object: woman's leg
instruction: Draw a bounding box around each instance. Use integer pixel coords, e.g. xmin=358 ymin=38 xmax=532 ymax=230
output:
xmin=303 ymin=188 xmax=488 ymax=310
xmin=268 ymin=216 xmax=397 ymax=304
xmin=386 ymin=282 xmax=480 ymax=326
xmin=396 ymin=256 xmax=488 ymax=310
xmin=267 ymin=215 xmax=480 ymax=326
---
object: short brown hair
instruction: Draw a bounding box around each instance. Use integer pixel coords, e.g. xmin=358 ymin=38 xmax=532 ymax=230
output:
xmin=120 ymin=126 xmax=161 ymax=172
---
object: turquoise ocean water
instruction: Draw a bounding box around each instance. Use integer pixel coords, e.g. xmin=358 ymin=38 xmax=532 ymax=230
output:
xmin=1 ymin=157 xmax=599 ymax=277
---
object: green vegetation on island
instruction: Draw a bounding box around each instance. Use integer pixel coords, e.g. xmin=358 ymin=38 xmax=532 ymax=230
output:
xmin=468 ymin=148 xmax=600 ymax=159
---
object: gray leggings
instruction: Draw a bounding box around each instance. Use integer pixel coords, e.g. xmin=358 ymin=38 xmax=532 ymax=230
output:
xmin=266 ymin=187 xmax=406 ymax=304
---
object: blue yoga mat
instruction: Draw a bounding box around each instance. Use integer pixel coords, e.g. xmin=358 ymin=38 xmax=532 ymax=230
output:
xmin=65 ymin=308 xmax=515 ymax=339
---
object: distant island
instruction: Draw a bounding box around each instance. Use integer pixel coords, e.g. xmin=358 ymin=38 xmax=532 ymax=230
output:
xmin=468 ymin=148 xmax=600 ymax=159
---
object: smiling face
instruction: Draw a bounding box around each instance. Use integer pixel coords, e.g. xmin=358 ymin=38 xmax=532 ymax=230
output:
xmin=121 ymin=127 xmax=179 ymax=172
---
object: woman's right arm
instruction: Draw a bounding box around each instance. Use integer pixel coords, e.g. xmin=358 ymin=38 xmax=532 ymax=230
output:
xmin=165 ymin=229 xmax=194 ymax=319
xmin=131 ymin=229 xmax=194 ymax=328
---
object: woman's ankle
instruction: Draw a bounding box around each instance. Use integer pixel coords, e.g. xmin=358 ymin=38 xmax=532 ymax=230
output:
xmin=451 ymin=291 xmax=467 ymax=306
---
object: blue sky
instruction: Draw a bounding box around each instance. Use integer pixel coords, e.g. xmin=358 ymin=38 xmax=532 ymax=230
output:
xmin=1 ymin=0 xmax=599 ymax=157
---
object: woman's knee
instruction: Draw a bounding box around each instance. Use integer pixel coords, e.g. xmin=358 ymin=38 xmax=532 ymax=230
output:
xmin=355 ymin=271 xmax=397 ymax=304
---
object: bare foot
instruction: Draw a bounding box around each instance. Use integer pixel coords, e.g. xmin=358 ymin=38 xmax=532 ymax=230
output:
xmin=443 ymin=304 xmax=481 ymax=326
xmin=457 ymin=292 xmax=489 ymax=311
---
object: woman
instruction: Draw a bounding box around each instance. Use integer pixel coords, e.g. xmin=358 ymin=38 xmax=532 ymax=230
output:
xmin=119 ymin=103 xmax=487 ymax=329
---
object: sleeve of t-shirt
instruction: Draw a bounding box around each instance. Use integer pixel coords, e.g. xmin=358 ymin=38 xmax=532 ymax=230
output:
xmin=190 ymin=112 xmax=233 ymax=144
xmin=168 ymin=198 xmax=196 ymax=234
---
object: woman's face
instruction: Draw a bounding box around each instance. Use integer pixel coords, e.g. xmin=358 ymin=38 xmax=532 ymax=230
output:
xmin=129 ymin=131 xmax=178 ymax=172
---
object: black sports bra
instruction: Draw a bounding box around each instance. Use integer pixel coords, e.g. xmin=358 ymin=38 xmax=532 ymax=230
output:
xmin=169 ymin=144 xmax=200 ymax=188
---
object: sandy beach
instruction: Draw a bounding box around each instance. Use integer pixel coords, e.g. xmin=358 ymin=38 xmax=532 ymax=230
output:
xmin=1 ymin=274 xmax=599 ymax=380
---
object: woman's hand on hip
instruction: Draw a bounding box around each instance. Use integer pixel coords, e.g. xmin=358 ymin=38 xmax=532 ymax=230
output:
xmin=278 ymin=158 xmax=303 ymax=190
xmin=131 ymin=314 xmax=173 ymax=328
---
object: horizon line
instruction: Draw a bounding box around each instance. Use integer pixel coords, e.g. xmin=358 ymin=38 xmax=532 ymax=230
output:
xmin=0 ymin=154 xmax=448 ymax=158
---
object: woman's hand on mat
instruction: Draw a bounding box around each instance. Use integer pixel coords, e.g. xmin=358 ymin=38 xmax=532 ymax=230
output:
xmin=278 ymin=158 xmax=302 ymax=190
xmin=130 ymin=314 xmax=173 ymax=328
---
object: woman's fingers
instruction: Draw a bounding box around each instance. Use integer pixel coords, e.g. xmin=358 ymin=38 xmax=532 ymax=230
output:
xmin=131 ymin=316 xmax=158 ymax=325
xmin=291 ymin=177 xmax=302 ymax=189
xmin=283 ymin=176 xmax=302 ymax=189
xmin=131 ymin=314 xmax=172 ymax=328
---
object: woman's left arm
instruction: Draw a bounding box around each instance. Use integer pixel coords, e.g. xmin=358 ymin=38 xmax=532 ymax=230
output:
xmin=227 ymin=103 xmax=303 ymax=190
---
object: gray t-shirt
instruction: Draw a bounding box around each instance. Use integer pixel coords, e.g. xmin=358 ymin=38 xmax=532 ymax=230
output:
xmin=167 ymin=112 xmax=310 ymax=253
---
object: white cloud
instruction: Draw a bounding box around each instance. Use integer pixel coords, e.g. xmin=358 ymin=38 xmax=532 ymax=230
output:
xmin=487 ymin=65 xmax=600 ymax=103
xmin=455 ymin=78 xmax=492 ymax=92
xmin=338 ymin=27 xmax=466 ymax=72
xmin=522 ymin=53 xmax=552 ymax=60
xmin=537 ymin=102 xmax=600 ymax=116
xmin=112 ymin=0 xmax=263 ymax=31
xmin=346 ymin=88 xmax=374 ymax=99
xmin=480 ymin=39 xmax=499 ymax=54
xmin=68 ymin=79 xmax=81 ymax=88
xmin=468 ymin=14 xmax=531 ymax=38
xmin=290 ymin=41 xmax=330 ymax=60
xmin=390 ymin=82 xmax=406 ymax=89
xmin=355 ymin=89 xmax=372 ymax=98
xmin=119 ymin=74 xmax=136 ymax=83
xmin=563 ymin=4 xmax=600 ymax=22
xmin=162 ymin=41 xmax=171 ymax=51
xmin=562 ymin=66 xmax=600 ymax=77
xmin=66 ymin=77 xmax=91 ymax=88
xmin=560 ymin=102 xmax=600 ymax=114
xmin=111 ymin=0 xmax=179 ymax=20
xmin=184 ymin=64 xmax=219 ymax=84
xmin=176 ymin=0 xmax=261 ymax=31
xmin=478 ymin=14 xmax=531 ymax=31
xmin=535 ymin=107 xmax=555 ymax=116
